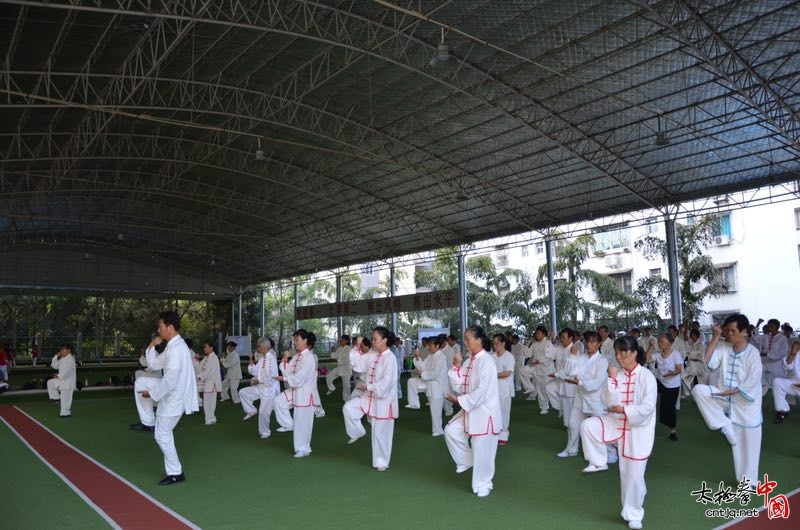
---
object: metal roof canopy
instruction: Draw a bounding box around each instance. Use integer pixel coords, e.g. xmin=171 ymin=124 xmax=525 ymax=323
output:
xmin=0 ymin=0 xmax=798 ymax=298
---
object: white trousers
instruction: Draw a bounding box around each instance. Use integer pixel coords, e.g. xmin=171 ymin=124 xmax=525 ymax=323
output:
xmin=325 ymin=367 xmax=352 ymax=401
xmin=155 ymin=414 xmax=183 ymax=476
xmin=499 ymin=396 xmax=511 ymax=442
xmin=239 ymin=386 xmax=275 ymax=437
xmin=274 ymin=393 xmax=314 ymax=453
xmin=406 ymin=378 xmax=427 ymax=408
xmin=221 ymin=376 xmax=241 ymax=402
xmin=428 ymin=396 xmax=444 ymax=435
xmin=47 ymin=378 xmax=74 ymax=416
xmin=134 ymin=377 xmax=160 ymax=426
xmin=692 ymin=385 xmax=761 ymax=483
xmin=203 ymin=392 xmax=217 ymax=423
xmin=514 ymin=356 xmax=524 ymax=390
xmin=444 ymin=413 xmax=498 ymax=494
xmin=581 ymin=416 xmax=647 ymax=525
xmin=546 ymin=381 xmax=573 ymax=427
xmin=773 ymin=377 xmax=800 ymax=411
xmin=342 ymin=399 xmax=395 ymax=468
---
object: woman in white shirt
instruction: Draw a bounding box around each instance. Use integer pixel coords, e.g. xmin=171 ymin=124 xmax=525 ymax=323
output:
xmin=655 ymin=333 xmax=682 ymax=441
xmin=492 ymin=334 xmax=515 ymax=445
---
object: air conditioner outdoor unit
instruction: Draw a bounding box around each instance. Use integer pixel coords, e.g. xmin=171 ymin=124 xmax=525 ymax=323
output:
xmin=712 ymin=235 xmax=730 ymax=246
xmin=605 ymin=254 xmax=621 ymax=268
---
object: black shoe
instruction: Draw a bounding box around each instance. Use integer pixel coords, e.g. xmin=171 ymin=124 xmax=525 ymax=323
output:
xmin=130 ymin=422 xmax=154 ymax=432
xmin=775 ymin=412 xmax=787 ymax=424
xmin=158 ymin=473 xmax=185 ymax=486
xmin=668 ymin=432 xmax=679 ymax=441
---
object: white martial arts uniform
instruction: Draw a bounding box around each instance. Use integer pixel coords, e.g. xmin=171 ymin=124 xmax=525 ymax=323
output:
xmin=692 ymin=342 xmax=762 ymax=485
xmin=760 ymin=332 xmax=788 ymax=388
xmin=445 ymin=350 xmax=502 ymax=496
xmin=580 ymin=364 xmax=656 ymax=527
xmin=221 ymin=349 xmax=243 ymax=403
xmin=601 ymin=337 xmax=620 ymax=371
xmin=134 ymin=335 xmax=199 ymax=476
xmin=773 ymin=351 xmax=800 ymax=412
xmin=565 ymin=352 xmax=608 ymax=456
xmin=275 ymin=349 xmax=318 ymax=455
xmin=406 ymin=354 xmax=427 ymax=409
xmin=47 ymin=353 xmax=76 ymax=417
xmin=511 ymin=341 xmax=525 ymax=391
xmin=136 ymin=353 xmax=162 ymax=380
xmin=420 ymin=350 xmax=448 ymax=435
xmin=198 ymin=352 xmax=222 ymax=424
xmin=681 ymin=339 xmax=707 ymax=397
xmin=519 ymin=338 xmax=553 ymax=411
xmin=546 ymin=345 xmax=587 ymax=428
xmin=344 ymin=348 xmax=399 ymax=469
xmin=239 ymin=350 xmax=280 ymax=437
xmin=494 ymin=350 xmax=515 ymax=442
xmin=326 ymin=345 xmax=352 ymax=400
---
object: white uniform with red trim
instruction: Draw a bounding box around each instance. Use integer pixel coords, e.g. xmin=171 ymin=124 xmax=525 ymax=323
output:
xmin=580 ymin=363 xmax=656 ymax=527
xmin=519 ymin=339 xmax=553 ymax=411
xmin=239 ymin=350 xmax=280 ymax=437
xmin=274 ymin=349 xmax=318 ymax=454
xmin=565 ymin=352 xmax=608 ymax=455
xmin=444 ymin=349 xmax=502 ymax=496
xmin=343 ymin=348 xmax=399 ymax=469
xmin=198 ymin=352 xmax=221 ymax=424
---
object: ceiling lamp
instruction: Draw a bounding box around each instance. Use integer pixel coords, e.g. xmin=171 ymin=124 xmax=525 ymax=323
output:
xmin=654 ymin=116 xmax=669 ymax=146
xmin=429 ymin=27 xmax=451 ymax=68
xmin=255 ymin=138 xmax=264 ymax=161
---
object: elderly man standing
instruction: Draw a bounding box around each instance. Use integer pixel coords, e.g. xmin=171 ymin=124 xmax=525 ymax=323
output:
xmin=47 ymin=343 xmax=77 ymax=418
xmin=131 ymin=311 xmax=199 ymax=485
xmin=239 ymin=337 xmax=280 ymax=438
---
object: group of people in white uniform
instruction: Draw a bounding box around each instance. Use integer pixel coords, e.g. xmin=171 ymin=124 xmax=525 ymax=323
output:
xmin=124 ymin=309 xmax=792 ymax=529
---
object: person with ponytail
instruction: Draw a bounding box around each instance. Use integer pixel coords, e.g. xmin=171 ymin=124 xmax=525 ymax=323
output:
xmin=579 ymin=335 xmax=656 ymax=530
xmin=444 ymin=325 xmax=502 ymax=498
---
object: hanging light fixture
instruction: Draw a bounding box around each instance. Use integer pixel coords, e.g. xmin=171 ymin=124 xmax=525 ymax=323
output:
xmin=654 ymin=116 xmax=669 ymax=146
xmin=255 ymin=138 xmax=264 ymax=160
xmin=429 ymin=27 xmax=451 ymax=68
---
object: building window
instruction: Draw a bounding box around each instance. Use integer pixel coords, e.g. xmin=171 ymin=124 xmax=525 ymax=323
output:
xmin=716 ymin=264 xmax=737 ymax=292
xmin=496 ymin=253 xmax=509 ymax=268
xmin=535 ymin=242 xmax=544 ymax=255
xmin=521 ymin=245 xmax=530 ymax=257
xmin=711 ymin=213 xmax=732 ymax=238
xmin=594 ymin=227 xmax=631 ymax=252
xmin=797 ymin=244 xmax=800 ymax=267
xmin=609 ymin=272 xmax=633 ymax=294
xmin=536 ymin=281 xmax=546 ymax=297
xmin=649 ymin=268 xmax=661 ymax=279
xmin=361 ymin=263 xmax=374 ymax=275
xmin=645 ymin=222 xmax=658 ymax=235
xmin=795 ymin=208 xmax=800 ymax=230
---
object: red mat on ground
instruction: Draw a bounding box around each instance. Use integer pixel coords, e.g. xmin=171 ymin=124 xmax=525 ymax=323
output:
xmin=0 ymin=405 xmax=197 ymax=530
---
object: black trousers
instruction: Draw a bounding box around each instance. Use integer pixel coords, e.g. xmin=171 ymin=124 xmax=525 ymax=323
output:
xmin=657 ymin=381 xmax=679 ymax=429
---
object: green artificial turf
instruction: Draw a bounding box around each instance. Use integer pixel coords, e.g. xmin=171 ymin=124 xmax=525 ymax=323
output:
xmin=1 ymin=382 xmax=797 ymax=530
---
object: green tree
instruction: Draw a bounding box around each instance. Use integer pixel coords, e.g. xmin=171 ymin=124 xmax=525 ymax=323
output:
xmin=634 ymin=215 xmax=729 ymax=323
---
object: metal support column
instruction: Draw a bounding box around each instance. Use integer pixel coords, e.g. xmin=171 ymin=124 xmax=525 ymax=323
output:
xmin=238 ymin=293 xmax=243 ymax=336
xmin=665 ymin=213 xmax=682 ymax=325
xmin=260 ymin=288 xmax=265 ymax=338
xmin=293 ymin=283 xmax=300 ymax=331
xmin=546 ymin=240 xmax=558 ymax=335
xmin=390 ymin=265 xmax=397 ymax=335
xmin=457 ymin=253 xmax=468 ymax=337
xmin=231 ymin=300 xmax=235 ymax=336
xmin=336 ymin=274 xmax=344 ymax=338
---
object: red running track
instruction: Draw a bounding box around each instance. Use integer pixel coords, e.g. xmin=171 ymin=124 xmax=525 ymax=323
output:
xmin=0 ymin=405 xmax=198 ymax=530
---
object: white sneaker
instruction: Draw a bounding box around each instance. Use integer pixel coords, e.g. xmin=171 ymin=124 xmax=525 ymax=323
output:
xmin=326 ymin=390 xmax=334 ymax=395
xmin=432 ymin=432 xmax=442 ymax=437
xmin=314 ymin=408 xmax=326 ymax=418
xmin=277 ymin=427 xmax=293 ymax=433
xmin=721 ymin=426 xmax=737 ymax=446
xmin=347 ymin=436 xmax=362 ymax=445
xmin=539 ymin=409 xmax=549 ymax=415
xmin=205 ymin=418 xmax=217 ymax=425
xmin=476 ymin=488 xmax=491 ymax=498
xmin=242 ymin=412 xmax=256 ymax=421
xmin=523 ymin=388 xmax=534 ymax=395
xmin=260 ymin=433 xmax=271 ymax=439
xmin=456 ymin=465 xmax=472 ymax=474
xmin=557 ymin=450 xmax=577 ymax=458
xmin=375 ymin=466 xmax=387 ymax=472
xmin=294 ymin=451 xmax=309 ymax=458
xmin=404 ymin=404 xmax=419 ymax=409
xmin=628 ymin=521 xmax=642 ymax=529
xmin=526 ymin=395 xmax=537 ymax=401
xmin=582 ymin=464 xmax=608 ymax=473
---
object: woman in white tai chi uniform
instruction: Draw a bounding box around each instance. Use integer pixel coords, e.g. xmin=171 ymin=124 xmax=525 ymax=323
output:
xmin=444 ymin=325 xmax=502 ymax=498
xmin=239 ymin=337 xmax=280 ymax=438
xmin=343 ymin=327 xmax=399 ymax=471
xmin=417 ymin=334 xmax=449 ymax=436
xmin=274 ymin=329 xmax=319 ymax=458
xmin=580 ymin=335 xmax=656 ymax=530
xmin=692 ymin=314 xmax=762 ymax=485
xmin=492 ymin=333 xmax=515 ymax=445
xmin=198 ymin=340 xmax=222 ymax=425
